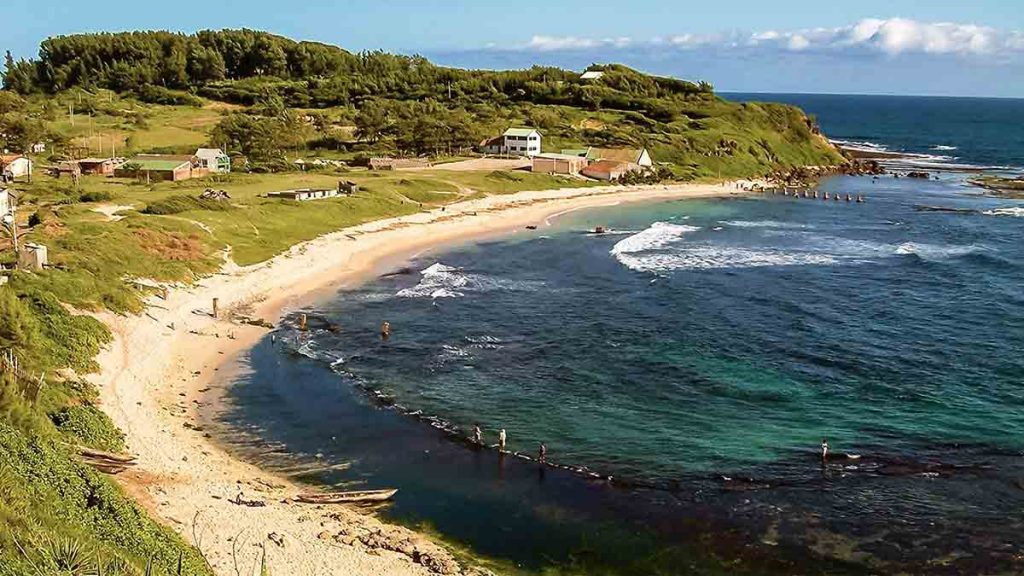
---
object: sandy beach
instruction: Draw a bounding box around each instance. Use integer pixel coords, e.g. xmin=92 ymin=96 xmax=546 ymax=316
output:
xmin=90 ymin=181 xmax=754 ymax=575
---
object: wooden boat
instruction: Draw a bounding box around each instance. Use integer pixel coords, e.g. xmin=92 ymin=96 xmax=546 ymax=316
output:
xmin=295 ymin=488 xmax=398 ymax=504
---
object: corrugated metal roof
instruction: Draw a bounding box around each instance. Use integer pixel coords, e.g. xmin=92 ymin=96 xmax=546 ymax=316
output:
xmin=503 ymin=128 xmax=539 ymax=137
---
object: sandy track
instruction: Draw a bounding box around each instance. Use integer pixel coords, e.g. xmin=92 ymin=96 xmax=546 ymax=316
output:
xmin=91 ymin=181 xmax=753 ymax=575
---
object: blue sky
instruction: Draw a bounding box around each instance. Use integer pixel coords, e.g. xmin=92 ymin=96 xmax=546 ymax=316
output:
xmin=5 ymin=0 xmax=1024 ymax=97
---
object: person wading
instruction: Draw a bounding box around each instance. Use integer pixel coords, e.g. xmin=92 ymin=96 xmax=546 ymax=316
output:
xmin=538 ymin=443 xmax=547 ymax=464
xmin=821 ymin=438 xmax=829 ymax=463
xmin=498 ymin=429 xmax=507 ymax=452
xmin=472 ymin=424 xmax=482 ymax=445
xmin=380 ymin=320 xmax=391 ymax=341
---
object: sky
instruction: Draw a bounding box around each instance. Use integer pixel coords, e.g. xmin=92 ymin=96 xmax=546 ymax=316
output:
xmin=4 ymin=0 xmax=1024 ymax=97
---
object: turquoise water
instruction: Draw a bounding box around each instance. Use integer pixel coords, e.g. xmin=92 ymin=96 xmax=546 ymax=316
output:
xmin=210 ymin=95 xmax=1024 ymax=573
xmin=271 ymin=177 xmax=1024 ymax=480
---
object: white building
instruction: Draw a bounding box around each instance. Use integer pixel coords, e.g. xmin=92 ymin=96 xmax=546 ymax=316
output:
xmin=0 ymin=154 xmax=32 ymax=180
xmin=580 ymin=70 xmax=605 ymax=80
xmin=194 ymin=148 xmax=231 ymax=173
xmin=0 ymin=187 xmax=10 ymax=216
xmin=480 ymin=128 xmax=542 ymax=157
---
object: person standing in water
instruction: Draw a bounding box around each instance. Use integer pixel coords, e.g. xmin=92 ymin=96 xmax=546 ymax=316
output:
xmin=380 ymin=320 xmax=391 ymax=341
xmin=472 ymin=424 xmax=482 ymax=445
xmin=821 ymin=438 xmax=829 ymax=462
xmin=498 ymin=429 xmax=507 ymax=452
xmin=538 ymin=443 xmax=547 ymax=463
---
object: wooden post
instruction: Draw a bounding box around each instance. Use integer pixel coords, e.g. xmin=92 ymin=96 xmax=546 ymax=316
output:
xmin=212 ymin=298 xmax=219 ymax=319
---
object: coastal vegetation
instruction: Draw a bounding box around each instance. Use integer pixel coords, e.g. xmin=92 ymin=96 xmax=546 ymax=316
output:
xmin=0 ymin=29 xmax=846 ymax=575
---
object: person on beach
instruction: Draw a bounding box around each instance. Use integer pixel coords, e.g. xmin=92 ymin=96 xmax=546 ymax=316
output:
xmin=473 ymin=424 xmax=482 ymax=445
xmin=539 ymin=443 xmax=547 ymax=463
xmin=821 ymin=438 xmax=829 ymax=462
xmin=498 ymin=428 xmax=507 ymax=452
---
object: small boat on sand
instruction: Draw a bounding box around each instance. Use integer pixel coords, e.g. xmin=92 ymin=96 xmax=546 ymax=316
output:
xmin=295 ymin=488 xmax=398 ymax=504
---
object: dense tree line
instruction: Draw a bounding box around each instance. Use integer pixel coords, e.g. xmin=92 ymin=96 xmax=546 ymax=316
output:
xmin=3 ymin=30 xmax=714 ymax=118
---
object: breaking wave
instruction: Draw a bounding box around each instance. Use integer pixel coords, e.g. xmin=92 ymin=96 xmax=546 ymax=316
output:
xmin=720 ymin=220 xmax=816 ymax=230
xmin=932 ymin=145 xmax=958 ymax=151
xmin=983 ymin=207 xmax=1024 ymax=217
xmin=611 ymin=222 xmax=988 ymax=273
xmin=895 ymin=242 xmax=986 ymax=261
xmin=397 ymin=262 xmax=542 ymax=299
xmin=610 ymin=222 xmax=700 ymax=256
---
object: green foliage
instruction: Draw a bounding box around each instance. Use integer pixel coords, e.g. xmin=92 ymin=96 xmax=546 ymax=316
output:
xmin=143 ymin=195 xmax=235 ymax=215
xmin=210 ymin=111 xmax=309 ymax=165
xmin=78 ymin=190 xmax=115 ymax=203
xmin=0 ymin=422 xmax=213 ymax=575
xmin=135 ymin=85 xmax=203 ymax=107
xmin=50 ymin=404 xmax=125 ymax=452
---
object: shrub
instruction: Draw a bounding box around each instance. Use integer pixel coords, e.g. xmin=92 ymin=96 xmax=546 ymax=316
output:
xmin=78 ymin=190 xmax=114 ymax=203
xmin=143 ymin=195 xmax=234 ymax=215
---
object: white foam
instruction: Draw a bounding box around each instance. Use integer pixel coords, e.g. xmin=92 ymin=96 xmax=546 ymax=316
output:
xmin=611 ymin=221 xmax=985 ymax=274
xmin=983 ymin=207 xmax=1024 ymax=217
xmin=397 ymin=262 xmax=541 ymax=299
xmin=895 ymin=242 xmax=984 ymax=261
xmin=721 ymin=220 xmax=815 ymax=230
xmin=931 ymin=145 xmax=958 ymax=151
xmin=398 ymin=263 xmax=468 ymax=298
xmin=610 ymin=222 xmax=700 ymax=256
xmin=617 ymin=247 xmax=838 ymax=273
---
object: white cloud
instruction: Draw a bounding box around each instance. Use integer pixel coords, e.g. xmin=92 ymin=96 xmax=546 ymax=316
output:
xmin=514 ymin=18 xmax=1024 ymax=58
xmin=526 ymin=35 xmax=632 ymax=51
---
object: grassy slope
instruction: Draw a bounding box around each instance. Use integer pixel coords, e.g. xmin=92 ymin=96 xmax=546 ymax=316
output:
xmin=0 ymin=88 xmax=840 ymax=574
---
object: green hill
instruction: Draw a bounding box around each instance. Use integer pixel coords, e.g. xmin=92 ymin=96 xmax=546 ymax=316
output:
xmin=4 ymin=30 xmax=842 ymax=177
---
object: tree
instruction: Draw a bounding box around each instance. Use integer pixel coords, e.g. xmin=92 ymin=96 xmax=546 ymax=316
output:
xmin=354 ymin=100 xmax=389 ymax=143
xmin=0 ymin=114 xmax=46 ymax=152
xmin=3 ymin=51 xmax=37 ymax=94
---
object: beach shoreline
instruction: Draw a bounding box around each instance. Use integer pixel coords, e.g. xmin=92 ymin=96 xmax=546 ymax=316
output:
xmin=91 ymin=180 xmax=757 ymax=575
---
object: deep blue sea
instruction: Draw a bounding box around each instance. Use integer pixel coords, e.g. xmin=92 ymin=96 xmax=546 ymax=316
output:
xmin=209 ymin=95 xmax=1024 ymax=575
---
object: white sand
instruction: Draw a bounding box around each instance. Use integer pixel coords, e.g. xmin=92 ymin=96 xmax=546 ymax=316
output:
xmin=91 ymin=181 xmax=752 ymax=575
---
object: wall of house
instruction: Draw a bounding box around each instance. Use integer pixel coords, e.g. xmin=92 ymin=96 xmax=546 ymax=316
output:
xmin=4 ymin=158 xmax=32 ymax=178
xmin=502 ymin=133 xmax=541 ymax=156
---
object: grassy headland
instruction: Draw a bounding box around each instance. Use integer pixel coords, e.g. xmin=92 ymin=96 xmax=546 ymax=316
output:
xmin=0 ymin=29 xmax=844 ymax=574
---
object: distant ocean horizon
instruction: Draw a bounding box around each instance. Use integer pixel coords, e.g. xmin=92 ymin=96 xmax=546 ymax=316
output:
xmin=208 ymin=93 xmax=1024 ymax=575
xmin=727 ymin=92 xmax=1024 ymax=172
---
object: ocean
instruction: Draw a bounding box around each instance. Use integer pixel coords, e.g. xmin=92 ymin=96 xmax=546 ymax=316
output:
xmin=207 ymin=94 xmax=1024 ymax=575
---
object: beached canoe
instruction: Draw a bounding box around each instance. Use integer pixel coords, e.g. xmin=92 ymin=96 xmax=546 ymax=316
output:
xmin=295 ymin=488 xmax=398 ymax=504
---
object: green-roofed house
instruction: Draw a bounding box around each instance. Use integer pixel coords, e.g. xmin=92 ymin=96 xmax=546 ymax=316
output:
xmin=479 ymin=127 xmax=542 ymax=157
xmin=115 ymin=154 xmax=197 ymax=182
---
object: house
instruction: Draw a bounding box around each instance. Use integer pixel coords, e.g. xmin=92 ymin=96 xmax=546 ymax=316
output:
xmin=116 ymin=155 xmax=196 ymax=182
xmin=581 ymin=160 xmax=642 ymax=181
xmin=480 ymin=128 xmax=542 ymax=157
xmin=369 ymin=157 xmax=432 ymax=170
xmin=0 ymin=154 xmax=32 ymax=181
xmin=78 ymin=157 xmax=119 ymax=176
xmin=566 ymin=147 xmax=652 ymax=168
xmin=18 ymin=243 xmax=48 ymax=271
xmin=532 ymin=153 xmax=589 ymax=175
xmin=580 ymin=70 xmax=605 ymax=81
xmin=195 ymin=148 xmax=231 ymax=173
xmin=267 ymin=188 xmax=339 ymax=201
